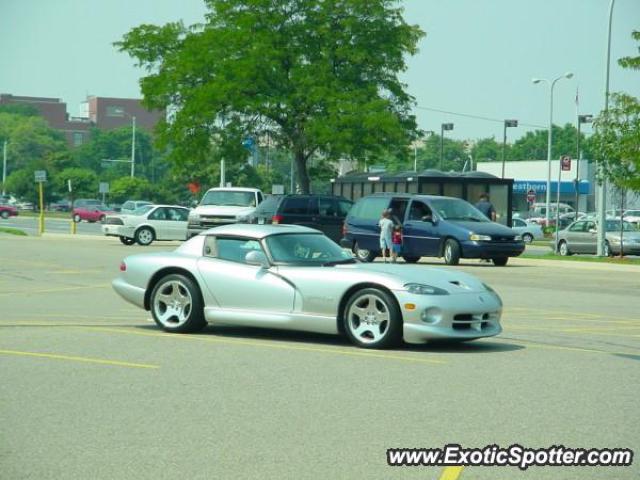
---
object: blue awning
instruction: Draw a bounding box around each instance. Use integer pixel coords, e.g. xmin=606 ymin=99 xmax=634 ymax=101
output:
xmin=513 ymin=180 xmax=590 ymax=195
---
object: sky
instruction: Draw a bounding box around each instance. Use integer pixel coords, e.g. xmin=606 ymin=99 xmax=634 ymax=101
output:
xmin=1 ymin=0 xmax=639 ymax=143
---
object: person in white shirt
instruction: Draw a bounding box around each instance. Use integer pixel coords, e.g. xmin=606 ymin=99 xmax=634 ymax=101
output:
xmin=378 ymin=209 xmax=394 ymax=263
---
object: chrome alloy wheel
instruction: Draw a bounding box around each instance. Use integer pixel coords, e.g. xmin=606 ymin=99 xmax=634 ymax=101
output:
xmin=137 ymin=228 xmax=154 ymax=245
xmin=355 ymin=246 xmax=371 ymax=261
xmin=346 ymin=293 xmax=390 ymax=344
xmin=153 ymin=280 xmax=193 ymax=328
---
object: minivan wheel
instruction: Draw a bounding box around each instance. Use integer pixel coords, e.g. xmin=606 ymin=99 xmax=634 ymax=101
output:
xmin=492 ymin=257 xmax=508 ymax=266
xmin=354 ymin=243 xmax=376 ymax=262
xmin=443 ymin=239 xmax=461 ymax=265
xmin=402 ymin=256 xmax=420 ymax=263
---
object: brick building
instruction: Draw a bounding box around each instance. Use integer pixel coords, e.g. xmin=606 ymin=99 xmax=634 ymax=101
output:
xmin=0 ymin=93 xmax=164 ymax=147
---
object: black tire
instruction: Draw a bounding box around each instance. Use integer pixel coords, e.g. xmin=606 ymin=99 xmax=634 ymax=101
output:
xmin=73 ymin=214 xmax=81 ymax=223
xmin=492 ymin=257 xmax=509 ymax=266
xmin=558 ymin=240 xmax=571 ymax=256
xmin=354 ymin=242 xmax=376 ymax=263
xmin=343 ymin=287 xmax=402 ymax=349
xmin=99 ymin=215 xmax=106 ymax=223
xmin=150 ymin=274 xmax=206 ymax=333
xmin=0 ymin=211 xmax=8 ymax=219
xmin=604 ymin=240 xmax=612 ymax=257
xmin=119 ymin=236 xmax=136 ymax=246
xmin=443 ymin=239 xmax=461 ymax=265
xmin=402 ymin=256 xmax=420 ymax=263
xmin=135 ymin=226 xmax=155 ymax=246
xmin=522 ymin=233 xmax=534 ymax=244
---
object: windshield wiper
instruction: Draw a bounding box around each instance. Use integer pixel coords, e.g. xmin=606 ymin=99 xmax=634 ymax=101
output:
xmin=322 ymin=258 xmax=357 ymax=267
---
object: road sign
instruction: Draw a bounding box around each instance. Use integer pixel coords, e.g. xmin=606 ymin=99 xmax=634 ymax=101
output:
xmin=561 ymin=155 xmax=572 ymax=171
xmin=272 ymin=184 xmax=284 ymax=195
xmin=526 ymin=189 xmax=536 ymax=203
xmin=34 ymin=170 xmax=47 ymax=182
xmin=99 ymin=182 xmax=109 ymax=194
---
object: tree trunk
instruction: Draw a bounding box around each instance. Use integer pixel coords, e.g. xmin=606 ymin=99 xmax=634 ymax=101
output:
xmin=295 ymin=149 xmax=310 ymax=193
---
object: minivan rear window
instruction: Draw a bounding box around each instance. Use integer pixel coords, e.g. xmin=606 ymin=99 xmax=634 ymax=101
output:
xmin=255 ymin=196 xmax=280 ymax=214
xmin=350 ymin=197 xmax=389 ymax=220
xmin=282 ymin=197 xmax=310 ymax=214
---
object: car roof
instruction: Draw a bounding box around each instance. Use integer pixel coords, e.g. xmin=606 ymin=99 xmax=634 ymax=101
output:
xmin=365 ymin=193 xmax=460 ymax=201
xmin=202 ymin=224 xmax=319 ymax=239
xmin=204 ymin=187 xmax=260 ymax=193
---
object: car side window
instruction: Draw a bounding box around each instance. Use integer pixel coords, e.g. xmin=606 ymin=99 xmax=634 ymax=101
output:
xmin=408 ymin=201 xmax=432 ymax=221
xmin=318 ymin=197 xmax=336 ymax=216
xmin=204 ymin=237 xmax=264 ymax=263
xmin=123 ymin=201 xmax=133 ymax=210
xmin=165 ymin=207 xmax=188 ymax=221
xmin=513 ymin=219 xmax=524 ymax=227
xmin=282 ymin=197 xmax=309 ymax=214
xmin=149 ymin=207 xmax=167 ymax=221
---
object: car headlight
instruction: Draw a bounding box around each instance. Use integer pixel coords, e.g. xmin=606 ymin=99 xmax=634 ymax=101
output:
xmin=405 ymin=283 xmax=449 ymax=295
xmin=470 ymin=233 xmax=491 ymax=241
xmin=514 ymin=234 xmax=522 ymax=241
xmin=188 ymin=213 xmax=200 ymax=222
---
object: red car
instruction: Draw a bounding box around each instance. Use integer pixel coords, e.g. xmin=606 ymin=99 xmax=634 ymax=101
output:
xmin=0 ymin=204 xmax=18 ymax=219
xmin=72 ymin=205 xmax=114 ymax=223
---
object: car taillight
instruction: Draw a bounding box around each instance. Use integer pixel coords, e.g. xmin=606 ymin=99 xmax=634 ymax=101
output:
xmin=342 ymin=222 xmax=348 ymax=236
xmin=119 ymin=262 xmax=126 ymax=272
xmin=272 ymin=215 xmax=283 ymax=224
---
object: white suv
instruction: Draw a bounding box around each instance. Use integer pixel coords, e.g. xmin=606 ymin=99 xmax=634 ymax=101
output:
xmin=187 ymin=187 xmax=264 ymax=238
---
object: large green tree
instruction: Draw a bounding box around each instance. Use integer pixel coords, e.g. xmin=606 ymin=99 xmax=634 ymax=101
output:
xmin=509 ymin=123 xmax=592 ymax=161
xmin=618 ymin=30 xmax=640 ymax=70
xmin=116 ymin=0 xmax=425 ymax=193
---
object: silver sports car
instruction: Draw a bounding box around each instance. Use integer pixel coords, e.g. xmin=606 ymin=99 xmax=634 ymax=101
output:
xmin=113 ymin=224 xmax=502 ymax=348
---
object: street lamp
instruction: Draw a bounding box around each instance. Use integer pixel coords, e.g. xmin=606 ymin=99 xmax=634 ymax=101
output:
xmin=440 ymin=123 xmax=454 ymax=170
xmin=2 ymin=140 xmax=7 ymax=196
xmin=501 ymin=119 xmax=518 ymax=178
xmin=532 ymin=72 xmax=574 ymax=226
xmin=575 ymin=114 xmax=593 ymax=216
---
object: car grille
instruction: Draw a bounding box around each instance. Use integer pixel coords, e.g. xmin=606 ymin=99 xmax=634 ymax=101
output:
xmin=200 ymin=215 xmax=237 ymax=227
xmin=452 ymin=312 xmax=497 ymax=331
xmin=491 ymin=235 xmax=515 ymax=242
xmin=104 ymin=217 xmax=124 ymax=225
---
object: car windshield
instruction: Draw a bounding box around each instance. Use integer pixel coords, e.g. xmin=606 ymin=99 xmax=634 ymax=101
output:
xmin=132 ymin=205 xmax=154 ymax=215
xmin=429 ymin=198 xmax=489 ymax=222
xmin=266 ymin=233 xmax=355 ymax=265
xmin=201 ymin=191 xmax=256 ymax=207
xmin=95 ymin=205 xmax=110 ymax=211
xmin=604 ymin=220 xmax=636 ymax=232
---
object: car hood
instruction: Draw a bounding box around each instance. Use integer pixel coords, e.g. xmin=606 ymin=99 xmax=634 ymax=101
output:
xmin=447 ymin=221 xmax=518 ymax=236
xmin=276 ymin=263 xmax=488 ymax=294
xmin=193 ymin=205 xmax=256 ymax=216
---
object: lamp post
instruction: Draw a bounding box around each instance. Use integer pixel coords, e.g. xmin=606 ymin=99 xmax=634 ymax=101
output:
xmin=501 ymin=119 xmax=518 ymax=178
xmin=575 ymin=114 xmax=593 ymax=216
xmin=130 ymin=115 xmax=136 ymax=178
xmin=2 ymin=140 xmax=7 ymax=196
xmin=532 ymin=72 xmax=574 ymax=226
xmin=440 ymin=123 xmax=454 ymax=171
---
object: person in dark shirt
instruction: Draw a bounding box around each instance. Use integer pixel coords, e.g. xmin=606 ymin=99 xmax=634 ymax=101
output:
xmin=476 ymin=193 xmax=496 ymax=221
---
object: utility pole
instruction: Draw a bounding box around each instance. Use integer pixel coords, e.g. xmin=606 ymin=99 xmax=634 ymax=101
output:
xmin=502 ymin=120 xmax=518 ymax=178
xmin=130 ymin=116 xmax=136 ymax=178
xmin=2 ymin=140 xmax=7 ymax=196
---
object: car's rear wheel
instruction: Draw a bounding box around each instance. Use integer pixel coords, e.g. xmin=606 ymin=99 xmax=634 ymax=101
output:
xmin=136 ymin=227 xmax=155 ymax=246
xmin=119 ymin=236 xmax=135 ymax=246
xmin=354 ymin=242 xmax=376 ymax=262
xmin=73 ymin=214 xmax=81 ymax=223
xmin=443 ymin=239 xmax=461 ymax=265
xmin=1 ymin=211 xmax=8 ymax=219
xmin=522 ymin=233 xmax=534 ymax=244
xmin=150 ymin=274 xmax=206 ymax=333
xmin=402 ymin=256 xmax=420 ymax=263
xmin=604 ymin=240 xmax=612 ymax=257
xmin=492 ymin=257 xmax=509 ymax=266
xmin=558 ymin=240 xmax=571 ymax=256
xmin=343 ymin=288 xmax=402 ymax=349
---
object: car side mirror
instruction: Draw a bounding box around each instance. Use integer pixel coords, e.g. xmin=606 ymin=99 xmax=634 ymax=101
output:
xmin=245 ymin=250 xmax=269 ymax=268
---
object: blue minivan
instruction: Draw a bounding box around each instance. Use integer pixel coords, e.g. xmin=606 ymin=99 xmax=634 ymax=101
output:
xmin=340 ymin=193 xmax=525 ymax=266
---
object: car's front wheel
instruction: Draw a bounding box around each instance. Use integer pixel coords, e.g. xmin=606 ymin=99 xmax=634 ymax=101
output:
xmin=443 ymin=239 xmax=461 ymax=265
xmin=150 ymin=274 xmax=206 ymax=333
xmin=119 ymin=236 xmax=135 ymax=245
xmin=604 ymin=240 xmax=612 ymax=257
xmin=343 ymin=288 xmax=402 ymax=349
xmin=1 ymin=211 xmax=8 ymax=219
xmin=354 ymin=242 xmax=376 ymax=262
xmin=136 ymin=227 xmax=155 ymax=246
xmin=73 ymin=214 xmax=81 ymax=223
xmin=522 ymin=233 xmax=534 ymax=244
xmin=402 ymin=256 xmax=420 ymax=263
xmin=558 ymin=240 xmax=571 ymax=256
xmin=492 ymin=257 xmax=509 ymax=266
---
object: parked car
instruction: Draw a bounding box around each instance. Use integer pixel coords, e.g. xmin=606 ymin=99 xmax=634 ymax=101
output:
xmin=341 ymin=194 xmax=525 ymax=266
xmin=187 ymin=187 xmax=264 ymax=238
xmin=15 ymin=201 xmax=34 ymax=211
xmin=102 ymin=204 xmax=190 ymax=246
xmin=120 ymin=200 xmax=153 ymax=215
xmin=510 ymin=218 xmax=543 ymax=243
xmin=112 ymin=224 xmax=503 ymax=348
xmin=555 ymin=219 xmax=640 ymax=256
xmin=526 ymin=202 xmax=575 ymax=226
xmin=246 ymin=194 xmax=353 ymax=244
xmin=0 ymin=203 xmax=18 ymax=219
xmin=623 ymin=209 xmax=640 ymax=225
xmin=72 ymin=204 xmax=115 ymax=223
xmin=73 ymin=199 xmax=102 ymax=209
xmin=49 ymin=200 xmax=71 ymax=212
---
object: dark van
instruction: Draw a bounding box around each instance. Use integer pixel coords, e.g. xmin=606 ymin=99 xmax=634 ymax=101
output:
xmin=249 ymin=194 xmax=353 ymax=244
xmin=341 ymin=193 xmax=525 ymax=266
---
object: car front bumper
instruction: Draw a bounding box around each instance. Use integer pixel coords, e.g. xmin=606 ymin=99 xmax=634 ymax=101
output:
xmin=393 ymin=290 xmax=503 ymax=343
xmin=461 ymin=240 xmax=525 ymax=259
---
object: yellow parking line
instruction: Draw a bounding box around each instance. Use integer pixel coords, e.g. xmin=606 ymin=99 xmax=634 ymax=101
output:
xmin=80 ymin=326 xmax=446 ymax=365
xmin=439 ymin=466 xmax=464 ymax=480
xmin=0 ymin=349 xmax=158 ymax=369
xmin=495 ymin=337 xmax=635 ymax=357
xmin=0 ymin=283 xmax=110 ymax=296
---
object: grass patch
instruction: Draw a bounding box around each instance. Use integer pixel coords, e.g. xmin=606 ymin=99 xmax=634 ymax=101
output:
xmin=0 ymin=226 xmax=27 ymax=236
xmin=19 ymin=211 xmax=71 ymax=219
xmin=520 ymin=252 xmax=640 ymax=265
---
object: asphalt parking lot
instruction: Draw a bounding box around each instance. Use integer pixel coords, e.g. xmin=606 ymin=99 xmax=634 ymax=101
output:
xmin=1 ymin=234 xmax=638 ymax=480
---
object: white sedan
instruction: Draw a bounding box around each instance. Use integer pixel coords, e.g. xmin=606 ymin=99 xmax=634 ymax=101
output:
xmin=102 ymin=205 xmax=190 ymax=246
xmin=511 ymin=218 xmax=544 ymax=244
